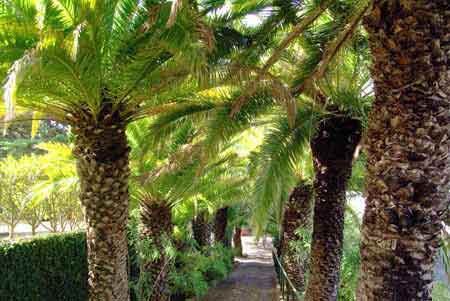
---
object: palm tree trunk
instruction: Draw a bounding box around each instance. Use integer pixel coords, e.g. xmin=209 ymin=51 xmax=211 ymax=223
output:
xmin=305 ymin=114 xmax=361 ymax=301
xmin=357 ymin=2 xmax=450 ymax=300
xmin=233 ymin=227 xmax=243 ymax=256
xmin=140 ymin=198 xmax=173 ymax=301
xmin=73 ymin=109 xmax=130 ymax=301
xmin=214 ymin=207 xmax=230 ymax=246
xmin=281 ymin=181 xmax=313 ymax=292
xmin=192 ymin=211 xmax=212 ymax=247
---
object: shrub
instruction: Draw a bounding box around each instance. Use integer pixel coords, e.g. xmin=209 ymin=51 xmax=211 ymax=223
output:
xmin=169 ymin=243 xmax=234 ymax=300
xmin=202 ymin=244 xmax=234 ymax=283
xmin=0 ymin=233 xmax=87 ymax=301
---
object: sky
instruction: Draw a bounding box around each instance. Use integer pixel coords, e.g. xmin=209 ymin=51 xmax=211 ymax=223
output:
xmin=215 ymin=1 xmax=265 ymax=27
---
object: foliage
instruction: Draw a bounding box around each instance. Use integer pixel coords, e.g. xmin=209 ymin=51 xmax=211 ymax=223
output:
xmin=169 ymin=243 xmax=234 ymax=299
xmin=0 ymin=116 xmax=67 ymax=158
xmin=0 ymin=155 xmax=42 ymax=238
xmin=0 ymin=144 xmax=82 ymax=237
xmin=286 ymin=209 xmax=450 ymax=300
xmin=0 ymin=0 xmax=211 ymax=125
xmin=127 ymin=210 xmax=234 ymax=300
xmin=0 ymin=232 xmax=87 ymax=301
xmin=31 ymin=142 xmax=82 ymax=231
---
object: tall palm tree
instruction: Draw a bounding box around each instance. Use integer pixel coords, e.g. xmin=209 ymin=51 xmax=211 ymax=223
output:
xmin=357 ymin=1 xmax=450 ymax=299
xmin=305 ymin=111 xmax=362 ymax=300
xmin=0 ymin=1 xmax=210 ymax=299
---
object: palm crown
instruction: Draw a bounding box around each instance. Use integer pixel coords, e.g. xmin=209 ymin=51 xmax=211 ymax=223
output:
xmin=1 ymin=0 xmax=211 ymax=124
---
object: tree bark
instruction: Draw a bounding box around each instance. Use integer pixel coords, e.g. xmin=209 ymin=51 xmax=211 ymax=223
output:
xmin=73 ymin=106 xmax=130 ymax=301
xmin=192 ymin=211 xmax=212 ymax=247
xmin=31 ymin=224 xmax=37 ymax=236
xmin=280 ymin=181 xmax=313 ymax=292
xmin=8 ymin=223 xmax=16 ymax=240
xmin=140 ymin=198 xmax=173 ymax=301
xmin=233 ymin=227 xmax=243 ymax=256
xmin=214 ymin=207 xmax=230 ymax=246
xmin=357 ymin=1 xmax=450 ymax=300
xmin=305 ymin=114 xmax=361 ymax=301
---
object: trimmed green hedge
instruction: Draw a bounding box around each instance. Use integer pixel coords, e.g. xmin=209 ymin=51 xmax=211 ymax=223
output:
xmin=0 ymin=233 xmax=88 ymax=301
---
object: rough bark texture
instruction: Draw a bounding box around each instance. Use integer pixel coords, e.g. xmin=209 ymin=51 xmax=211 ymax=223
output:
xmin=73 ymin=106 xmax=130 ymax=301
xmin=140 ymin=198 xmax=173 ymax=301
xmin=280 ymin=181 xmax=313 ymax=292
xmin=357 ymin=1 xmax=450 ymax=300
xmin=305 ymin=115 xmax=362 ymax=301
xmin=192 ymin=211 xmax=212 ymax=247
xmin=233 ymin=227 xmax=243 ymax=256
xmin=214 ymin=207 xmax=230 ymax=246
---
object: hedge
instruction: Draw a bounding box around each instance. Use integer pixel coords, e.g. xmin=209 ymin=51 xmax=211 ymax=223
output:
xmin=0 ymin=233 xmax=88 ymax=301
xmin=0 ymin=232 xmax=234 ymax=300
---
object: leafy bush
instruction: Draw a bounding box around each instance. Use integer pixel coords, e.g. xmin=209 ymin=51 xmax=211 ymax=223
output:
xmin=0 ymin=233 xmax=87 ymax=301
xmin=169 ymin=243 xmax=234 ymax=300
xmin=127 ymin=209 xmax=234 ymax=300
xmin=0 ymin=210 xmax=234 ymax=301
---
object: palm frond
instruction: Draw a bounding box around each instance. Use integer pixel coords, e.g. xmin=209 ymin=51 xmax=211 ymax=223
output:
xmin=291 ymin=0 xmax=370 ymax=96
xmin=251 ymin=104 xmax=320 ymax=235
xmin=2 ymin=48 xmax=38 ymax=123
xmin=229 ymin=0 xmax=333 ymax=115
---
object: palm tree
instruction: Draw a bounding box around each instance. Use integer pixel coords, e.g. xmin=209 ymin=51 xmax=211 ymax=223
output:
xmin=280 ymin=180 xmax=313 ymax=292
xmin=127 ymin=117 xmax=197 ymax=301
xmin=356 ymin=1 xmax=450 ymax=299
xmin=0 ymin=1 xmax=210 ymax=299
xmin=137 ymin=193 xmax=173 ymax=301
xmin=305 ymin=111 xmax=362 ymax=300
xmin=188 ymin=154 xmax=249 ymax=249
xmin=192 ymin=209 xmax=213 ymax=247
xmin=214 ymin=206 xmax=230 ymax=246
xmin=128 ymin=117 xmax=249 ymax=299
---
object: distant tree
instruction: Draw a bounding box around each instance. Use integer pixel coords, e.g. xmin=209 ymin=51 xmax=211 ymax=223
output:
xmin=22 ymin=199 xmax=45 ymax=236
xmin=0 ymin=156 xmax=42 ymax=238
xmin=30 ymin=143 xmax=82 ymax=232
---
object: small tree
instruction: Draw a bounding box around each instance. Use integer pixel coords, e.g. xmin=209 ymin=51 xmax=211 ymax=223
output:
xmin=31 ymin=143 xmax=82 ymax=233
xmin=22 ymin=200 xmax=45 ymax=236
xmin=0 ymin=156 xmax=42 ymax=238
xmin=40 ymin=192 xmax=62 ymax=233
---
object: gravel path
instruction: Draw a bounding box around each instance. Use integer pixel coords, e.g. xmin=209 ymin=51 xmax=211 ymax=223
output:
xmin=203 ymin=236 xmax=279 ymax=301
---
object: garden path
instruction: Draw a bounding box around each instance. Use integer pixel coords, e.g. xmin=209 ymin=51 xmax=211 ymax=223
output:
xmin=203 ymin=236 xmax=279 ymax=301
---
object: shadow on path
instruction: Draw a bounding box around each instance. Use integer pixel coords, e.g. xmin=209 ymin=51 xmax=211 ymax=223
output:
xmin=203 ymin=236 xmax=279 ymax=301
